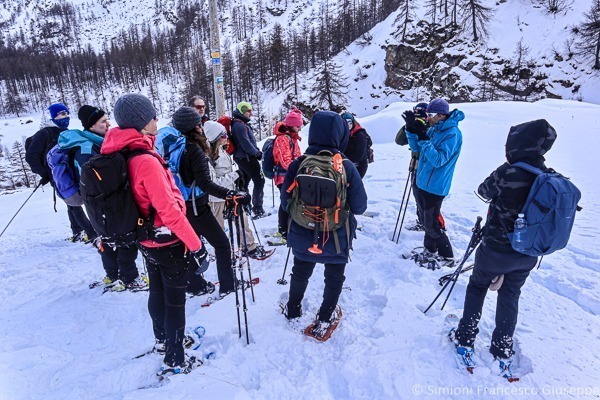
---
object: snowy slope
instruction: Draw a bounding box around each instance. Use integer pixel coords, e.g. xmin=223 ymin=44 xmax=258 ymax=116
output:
xmin=0 ymin=99 xmax=599 ymax=399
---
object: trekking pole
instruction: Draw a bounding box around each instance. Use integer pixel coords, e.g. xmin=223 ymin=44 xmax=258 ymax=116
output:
xmin=0 ymin=182 xmax=42 ymax=238
xmin=277 ymin=247 xmax=292 ymax=285
xmin=272 ymin=179 xmax=275 ymax=208
xmin=247 ymin=209 xmax=264 ymax=248
xmin=225 ymin=203 xmax=243 ymax=339
xmin=424 ymin=216 xmax=483 ymax=314
xmin=237 ymin=202 xmax=256 ymax=302
xmin=395 ymin=177 xmax=414 ymax=245
xmin=392 ymin=158 xmax=416 ymax=242
xmin=232 ymin=204 xmax=251 ymax=345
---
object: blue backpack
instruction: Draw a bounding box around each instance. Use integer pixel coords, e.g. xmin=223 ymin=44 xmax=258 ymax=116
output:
xmin=507 ymin=162 xmax=581 ymax=256
xmin=46 ymin=144 xmax=83 ymax=206
xmin=156 ymin=127 xmax=203 ymax=201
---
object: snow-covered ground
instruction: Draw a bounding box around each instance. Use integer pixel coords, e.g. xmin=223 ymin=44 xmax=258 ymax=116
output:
xmin=0 ymin=99 xmax=598 ymax=399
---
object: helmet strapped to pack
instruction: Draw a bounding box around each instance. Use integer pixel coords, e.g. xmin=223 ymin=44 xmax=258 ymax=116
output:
xmin=286 ymin=151 xmax=350 ymax=254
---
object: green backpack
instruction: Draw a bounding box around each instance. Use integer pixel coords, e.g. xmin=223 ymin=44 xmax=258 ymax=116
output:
xmin=287 ymin=151 xmax=350 ymax=254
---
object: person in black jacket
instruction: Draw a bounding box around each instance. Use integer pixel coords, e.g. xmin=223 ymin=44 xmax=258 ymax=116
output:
xmin=172 ymin=106 xmax=251 ymax=296
xmin=231 ymin=101 xmax=266 ymax=218
xmin=25 ymin=102 xmax=93 ymax=242
xmin=451 ymin=119 xmax=557 ymax=379
xmin=340 ymin=112 xmax=370 ymax=178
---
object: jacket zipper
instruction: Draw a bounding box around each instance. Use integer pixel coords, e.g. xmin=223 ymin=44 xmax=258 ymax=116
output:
xmin=426 ymin=168 xmax=435 ymax=186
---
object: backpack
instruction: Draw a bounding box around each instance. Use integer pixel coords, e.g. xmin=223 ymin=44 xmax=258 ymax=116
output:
xmin=217 ymin=116 xmax=238 ymax=155
xmin=25 ymin=127 xmax=59 ymax=179
xmin=261 ymin=134 xmax=294 ymax=180
xmin=507 ymin=162 xmax=582 ymax=256
xmin=365 ymin=132 xmax=374 ymax=163
xmin=157 ymin=127 xmax=203 ymax=202
xmin=46 ymin=144 xmax=83 ymax=206
xmin=286 ymin=151 xmax=350 ymax=255
xmin=79 ymin=150 xmax=151 ymax=246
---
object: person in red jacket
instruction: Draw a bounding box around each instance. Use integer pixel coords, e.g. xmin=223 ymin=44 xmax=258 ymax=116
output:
xmin=273 ymin=108 xmax=303 ymax=237
xmin=273 ymin=108 xmax=303 ymax=189
xmin=101 ymin=93 xmax=208 ymax=375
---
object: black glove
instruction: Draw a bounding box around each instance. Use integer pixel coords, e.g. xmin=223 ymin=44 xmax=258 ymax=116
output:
xmin=234 ymin=170 xmax=245 ymax=189
xmin=226 ymin=190 xmax=251 ymax=206
xmin=256 ymin=150 xmax=263 ymax=160
xmin=40 ymin=177 xmax=50 ymax=186
xmin=191 ymin=245 xmax=208 ymax=268
xmin=402 ymin=110 xmax=428 ymax=140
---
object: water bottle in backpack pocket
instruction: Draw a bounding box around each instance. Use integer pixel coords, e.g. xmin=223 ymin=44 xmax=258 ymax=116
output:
xmin=507 ymin=162 xmax=581 ymax=256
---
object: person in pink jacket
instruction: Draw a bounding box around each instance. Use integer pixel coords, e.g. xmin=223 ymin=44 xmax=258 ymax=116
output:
xmin=272 ymin=108 xmax=303 ymax=189
xmin=101 ymin=93 xmax=208 ymax=375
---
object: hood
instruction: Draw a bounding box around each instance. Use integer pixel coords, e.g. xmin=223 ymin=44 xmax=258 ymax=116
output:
xmin=350 ymin=122 xmax=363 ymax=136
xmin=232 ymin=109 xmax=249 ymax=123
xmin=273 ymin=121 xmax=301 ymax=140
xmin=58 ymin=129 xmax=104 ymax=150
xmin=307 ymin=111 xmax=349 ymax=152
xmin=505 ymin=119 xmax=557 ymax=165
xmin=101 ymin=127 xmax=156 ymax=154
xmin=39 ymin=113 xmax=61 ymax=130
xmin=433 ymin=109 xmax=465 ymax=132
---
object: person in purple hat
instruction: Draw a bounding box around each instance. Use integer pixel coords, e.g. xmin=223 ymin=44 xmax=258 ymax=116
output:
xmin=402 ymin=98 xmax=464 ymax=268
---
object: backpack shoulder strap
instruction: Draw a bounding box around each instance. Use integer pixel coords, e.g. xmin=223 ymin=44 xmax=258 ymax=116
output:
xmin=511 ymin=162 xmax=543 ymax=175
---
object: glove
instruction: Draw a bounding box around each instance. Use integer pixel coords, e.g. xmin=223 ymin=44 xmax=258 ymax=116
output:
xmin=256 ymin=150 xmax=263 ymax=160
xmin=40 ymin=177 xmax=50 ymax=186
xmin=191 ymin=245 xmax=208 ymax=268
xmin=402 ymin=110 xmax=428 ymax=140
xmin=226 ymin=190 xmax=251 ymax=206
xmin=234 ymin=170 xmax=245 ymax=189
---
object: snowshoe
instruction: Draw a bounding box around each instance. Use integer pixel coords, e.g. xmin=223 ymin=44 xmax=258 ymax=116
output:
xmin=243 ymin=246 xmax=275 ymax=260
xmin=89 ymin=276 xmax=117 ymax=289
xmin=406 ymin=220 xmax=425 ymax=231
xmin=133 ymin=334 xmax=196 ymax=360
xmin=109 ymin=275 xmax=149 ymax=293
xmin=267 ymin=239 xmax=287 ymax=246
xmin=304 ymin=306 xmax=342 ymax=342
xmin=445 ymin=314 xmax=476 ymax=374
xmin=251 ymin=208 xmax=271 ymax=220
xmin=438 ymin=263 xmax=475 ymax=287
xmin=187 ymin=281 xmax=216 ymax=298
xmin=401 ymin=246 xmax=426 ymax=260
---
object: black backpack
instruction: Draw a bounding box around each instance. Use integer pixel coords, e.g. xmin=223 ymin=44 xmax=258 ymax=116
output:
xmin=79 ymin=150 xmax=151 ymax=247
xmin=364 ymin=132 xmax=374 ymax=163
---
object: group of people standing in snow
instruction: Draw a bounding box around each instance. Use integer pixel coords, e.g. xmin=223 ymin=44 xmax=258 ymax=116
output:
xmin=24 ymin=91 xmax=556 ymax=379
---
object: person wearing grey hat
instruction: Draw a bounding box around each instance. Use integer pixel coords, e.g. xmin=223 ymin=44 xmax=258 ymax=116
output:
xmin=113 ymin=93 xmax=157 ymax=133
xmin=101 ymin=94 xmax=208 ymax=374
xmin=403 ymin=98 xmax=464 ymax=267
xmin=172 ymin=106 xmax=252 ymax=296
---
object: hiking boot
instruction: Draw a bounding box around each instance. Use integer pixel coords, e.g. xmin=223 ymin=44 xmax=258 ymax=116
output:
xmin=494 ymin=357 xmax=515 ymax=380
xmin=68 ymin=231 xmax=88 ymax=243
xmin=160 ymin=354 xmax=202 ymax=375
xmin=188 ymin=281 xmax=216 ymax=297
xmin=283 ymin=303 xmax=302 ymax=320
xmin=457 ymin=345 xmax=476 ymax=368
xmin=112 ymin=276 xmax=149 ymax=292
xmin=153 ymin=339 xmax=166 ymax=355
xmin=102 ymin=276 xmax=117 ymax=286
xmin=243 ymin=246 xmax=273 ymax=260
xmin=406 ymin=220 xmax=425 ymax=231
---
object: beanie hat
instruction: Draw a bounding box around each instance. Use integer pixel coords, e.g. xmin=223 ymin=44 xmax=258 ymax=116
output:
xmin=237 ymin=101 xmax=253 ymax=114
xmin=203 ymin=120 xmax=227 ymax=142
xmin=48 ymin=103 xmax=69 ymax=119
xmin=285 ymin=108 xmax=304 ymax=127
xmin=172 ymin=106 xmax=202 ymax=134
xmin=413 ymin=102 xmax=428 ymax=119
xmin=427 ymin=98 xmax=450 ymax=115
xmin=113 ymin=94 xmax=156 ymax=131
xmin=78 ymin=105 xmax=106 ymax=130
xmin=341 ymin=112 xmax=355 ymax=128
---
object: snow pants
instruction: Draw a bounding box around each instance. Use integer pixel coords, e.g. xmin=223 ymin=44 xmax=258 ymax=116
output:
xmin=100 ymin=244 xmax=139 ymax=284
xmin=186 ymin=203 xmax=234 ymax=293
xmin=141 ymin=242 xmax=189 ymax=367
xmin=414 ymin=187 xmax=453 ymax=258
xmin=456 ymin=243 xmax=537 ymax=359
xmin=286 ymin=257 xmax=346 ymax=322
xmin=234 ymin=156 xmax=265 ymax=212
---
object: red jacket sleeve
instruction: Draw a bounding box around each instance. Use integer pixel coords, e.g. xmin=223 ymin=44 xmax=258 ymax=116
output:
xmin=132 ymin=156 xmax=202 ymax=252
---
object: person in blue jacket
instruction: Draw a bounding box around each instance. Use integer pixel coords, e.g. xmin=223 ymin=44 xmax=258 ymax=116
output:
xmin=280 ymin=110 xmax=367 ymax=336
xmin=231 ymin=101 xmax=266 ymax=218
xmin=403 ymin=98 xmax=463 ymax=264
xmin=59 ymin=105 xmax=144 ymax=291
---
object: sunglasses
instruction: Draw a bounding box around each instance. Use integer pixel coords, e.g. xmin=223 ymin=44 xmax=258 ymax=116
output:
xmin=194 ymin=104 xmax=206 ymax=110
xmin=426 ymin=112 xmax=438 ymax=118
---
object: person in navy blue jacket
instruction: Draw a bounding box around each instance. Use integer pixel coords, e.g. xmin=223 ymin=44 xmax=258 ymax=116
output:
xmin=231 ymin=101 xmax=266 ymax=217
xmin=280 ymin=110 xmax=367 ymax=331
xmin=403 ymin=98 xmax=464 ymax=263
